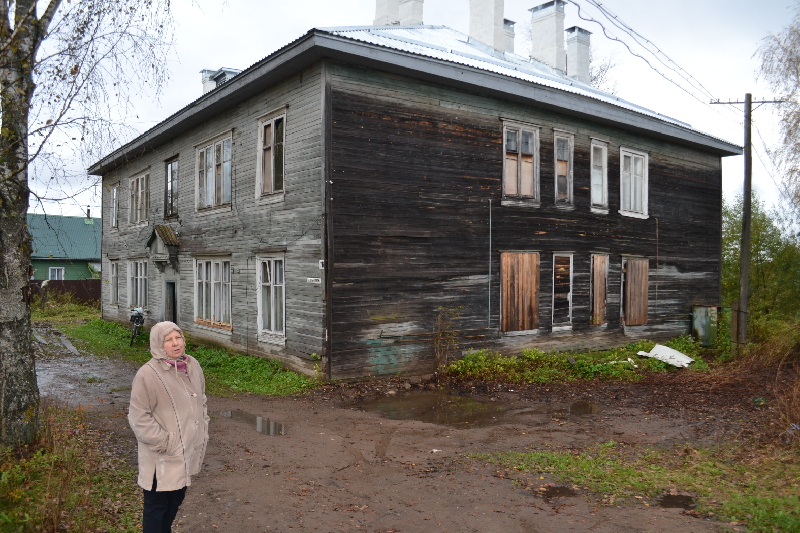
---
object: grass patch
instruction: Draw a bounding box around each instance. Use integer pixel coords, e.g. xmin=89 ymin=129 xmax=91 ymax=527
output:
xmin=472 ymin=442 xmax=799 ymax=533
xmin=62 ymin=319 xmax=318 ymax=396
xmin=31 ymin=293 xmax=100 ymax=323
xmin=445 ymin=336 xmax=708 ymax=383
xmin=0 ymin=404 xmax=140 ymax=532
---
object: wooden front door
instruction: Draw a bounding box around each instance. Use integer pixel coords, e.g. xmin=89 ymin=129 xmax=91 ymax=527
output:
xmin=165 ymin=281 xmax=177 ymax=324
xmin=501 ymin=252 xmax=539 ymax=332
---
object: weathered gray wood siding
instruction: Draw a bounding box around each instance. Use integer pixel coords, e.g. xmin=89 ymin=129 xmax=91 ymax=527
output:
xmin=101 ymin=64 xmax=325 ymax=372
xmin=327 ymin=63 xmax=722 ymax=379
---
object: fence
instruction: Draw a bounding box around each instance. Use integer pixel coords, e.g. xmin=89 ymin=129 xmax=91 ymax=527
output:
xmin=29 ymin=279 xmax=101 ymax=304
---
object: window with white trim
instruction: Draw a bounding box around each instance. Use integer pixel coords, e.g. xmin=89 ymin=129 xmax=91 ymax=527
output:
xmin=195 ymin=258 xmax=231 ymax=328
xmin=503 ymin=122 xmax=538 ymax=200
xmin=165 ymin=158 xmax=179 ymax=217
xmin=49 ymin=267 xmax=64 ymax=280
xmin=129 ymin=173 xmax=150 ymax=224
xmin=257 ymin=256 xmax=285 ymax=337
xmin=256 ymin=115 xmax=285 ymax=196
xmin=110 ymin=184 xmax=119 ymax=228
xmin=197 ymin=135 xmax=232 ymax=209
xmin=129 ymin=259 xmax=147 ymax=307
xmin=552 ymin=254 xmax=572 ymax=327
xmin=620 ymin=148 xmax=648 ymax=217
xmin=110 ymin=261 xmax=119 ymax=304
xmin=590 ymin=141 xmax=608 ymax=209
xmin=554 ymin=133 xmax=573 ymax=204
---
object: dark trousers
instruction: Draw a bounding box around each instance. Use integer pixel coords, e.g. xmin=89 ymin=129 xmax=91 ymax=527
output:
xmin=142 ymin=473 xmax=187 ymax=533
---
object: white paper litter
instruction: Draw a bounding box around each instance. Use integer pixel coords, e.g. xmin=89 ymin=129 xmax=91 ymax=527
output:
xmin=605 ymin=357 xmax=639 ymax=368
xmin=637 ymin=344 xmax=694 ymax=368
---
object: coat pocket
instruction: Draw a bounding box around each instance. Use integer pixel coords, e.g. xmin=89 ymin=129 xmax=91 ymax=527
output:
xmin=166 ymin=431 xmax=182 ymax=456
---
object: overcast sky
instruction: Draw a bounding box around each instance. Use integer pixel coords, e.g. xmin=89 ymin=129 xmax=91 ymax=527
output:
xmin=34 ymin=0 xmax=795 ymax=217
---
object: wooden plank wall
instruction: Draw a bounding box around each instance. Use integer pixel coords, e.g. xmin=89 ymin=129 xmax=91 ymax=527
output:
xmin=328 ymin=62 xmax=723 ymax=379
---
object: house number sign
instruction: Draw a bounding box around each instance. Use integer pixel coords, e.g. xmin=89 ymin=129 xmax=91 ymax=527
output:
xmin=307 ymin=277 xmax=321 ymax=284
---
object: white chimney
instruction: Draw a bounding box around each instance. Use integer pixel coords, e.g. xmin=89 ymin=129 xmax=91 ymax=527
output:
xmin=201 ymin=69 xmax=217 ymax=94
xmin=503 ymin=19 xmax=516 ymax=54
xmin=200 ymin=67 xmax=243 ymax=95
xmin=469 ymin=0 xmax=506 ymax=52
xmin=374 ymin=0 xmax=400 ymax=25
xmin=529 ymin=0 xmax=566 ymax=72
xmin=399 ymin=0 xmax=424 ymax=25
xmin=566 ymin=26 xmax=591 ymax=84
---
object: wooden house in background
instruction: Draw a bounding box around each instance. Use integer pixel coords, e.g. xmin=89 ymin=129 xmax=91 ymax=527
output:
xmin=89 ymin=0 xmax=740 ymax=379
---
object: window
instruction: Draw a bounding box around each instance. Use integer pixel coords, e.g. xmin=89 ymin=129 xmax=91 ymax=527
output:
xmin=197 ymin=136 xmax=232 ymax=209
xmin=620 ymin=148 xmax=648 ymax=217
xmin=500 ymin=252 xmax=539 ymax=332
xmin=552 ymin=254 xmax=572 ymax=327
xmin=129 ymin=259 xmax=148 ymax=307
xmin=129 ymin=173 xmax=150 ymax=224
xmin=195 ymin=258 xmax=231 ymax=328
xmin=257 ymin=115 xmax=285 ymax=196
xmin=165 ymin=159 xmax=179 ymax=217
xmin=554 ymin=133 xmax=573 ymax=204
xmin=591 ymin=254 xmax=608 ymax=325
xmin=257 ymin=257 xmax=285 ymax=337
xmin=48 ymin=267 xmax=64 ymax=280
xmin=110 ymin=261 xmax=119 ymax=304
xmin=503 ymin=123 xmax=538 ymax=200
xmin=590 ymin=141 xmax=608 ymax=209
xmin=110 ymin=184 xmax=119 ymax=228
xmin=623 ymin=258 xmax=649 ymax=326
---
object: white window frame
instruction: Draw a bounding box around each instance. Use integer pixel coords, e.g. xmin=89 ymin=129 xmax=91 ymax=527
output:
xmin=551 ymin=253 xmax=573 ymax=331
xmin=110 ymin=261 xmax=119 ymax=304
xmin=128 ymin=259 xmax=148 ymax=308
xmin=255 ymin=113 xmax=286 ymax=198
xmin=196 ymin=133 xmax=232 ymax=210
xmin=619 ymin=147 xmax=649 ymax=218
xmin=194 ymin=257 xmax=232 ymax=329
xmin=165 ymin=158 xmax=179 ymax=218
xmin=502 ymin=121 xmax=539 ymax=202
xmin=110 ymin=183 xmax=119 ymax=228
xmin=48 ymin=267 xmax=65 ymax=281
xmin=129 ymin=173 xmax=150 ymax=225
xmin=554 ymin=132 xmax=574 ymax=205
xmin=257 ymin=255 xmax=286 ymax=344
xmin=590 ymin=140 xmax=608 ymax=212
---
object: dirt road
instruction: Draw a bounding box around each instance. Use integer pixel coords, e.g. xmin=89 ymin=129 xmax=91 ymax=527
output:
xmin=36 ymin=326 xmax=761 ymax=532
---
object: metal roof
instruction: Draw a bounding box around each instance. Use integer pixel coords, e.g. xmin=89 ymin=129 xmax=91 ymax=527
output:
xmin=88 ymin=25 xmax=741 ymax=176
xmin=27 ymin=214 xmax=102 ymax=260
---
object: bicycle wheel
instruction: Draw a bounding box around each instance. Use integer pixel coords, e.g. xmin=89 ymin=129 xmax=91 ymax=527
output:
xmin=130 ymin=324 xmax=139 ymax=346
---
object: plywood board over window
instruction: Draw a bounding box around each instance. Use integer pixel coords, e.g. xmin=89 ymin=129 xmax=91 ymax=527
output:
xmin=623 ymin=258 xmax=649 ymax=325
xmin=501 ymin=252 xmax=539 ymax=332
xmin=591 ymin=254 xmax=608 ymax=325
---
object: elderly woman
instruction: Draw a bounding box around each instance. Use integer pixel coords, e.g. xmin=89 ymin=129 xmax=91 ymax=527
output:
xmin=128 ymin=321 xmax=209 ymax=533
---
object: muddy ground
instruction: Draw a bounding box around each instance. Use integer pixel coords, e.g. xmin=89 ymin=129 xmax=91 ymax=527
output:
xmin=34 ymin=324 xmax=773 ymax=533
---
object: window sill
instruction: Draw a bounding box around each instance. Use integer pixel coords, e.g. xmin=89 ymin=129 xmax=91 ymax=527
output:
xmin=501 ymin=198 xmax=540 ymax=208
xmin=590 ymin=206 xmax=609 ymax=215
xmin=193 ymin=319 xmax=233 ymax=334
xmin=256 ymin=190 xmax=285 ymax=205
xmin=618 ymin=209 xmax=648 ymax=219
xmin=551 ymin=325 xmax=573 ymax=332
xmin=502 ymin=329 xmax=539 ymax=337
xmin=258 ymin=332 xmax=286 ymax=346
xmin=128 ymin=220 xmax=149 ymax=228
xmin=553 ymin=203 xmax=574 ymax=211
xmin=195 ymin=204 xmax=232 ymax=215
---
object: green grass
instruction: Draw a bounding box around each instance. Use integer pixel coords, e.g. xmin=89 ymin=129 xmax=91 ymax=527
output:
xmin=62 ymin=319 xmax=319 ymax=396
xmin=445 ymin=336 xmax=709 ymax=383
xmin=472 ymin=442 xmax=800 ymax=533
xmin=0 ymin=405 xmax=140 ymax=532
xmin=31 ymin=293 xmax=100 ymax=323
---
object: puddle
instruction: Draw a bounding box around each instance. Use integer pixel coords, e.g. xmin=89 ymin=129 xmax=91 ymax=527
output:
xmin=220 ymin=410 xmax=285 ymax=435
xmin=569 ymin=401 xmax=603 ymax=415
xmin=658 ymin=494 xmax=697 ymax=509
xmin=540 ymin=485 xmax=577 ymax=500
xmin=358 ymin=390 xmax=505 ymax=427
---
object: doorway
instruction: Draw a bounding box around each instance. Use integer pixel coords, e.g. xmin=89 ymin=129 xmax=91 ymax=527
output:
xmin=165 ymin=281 xmax=177 ymax=324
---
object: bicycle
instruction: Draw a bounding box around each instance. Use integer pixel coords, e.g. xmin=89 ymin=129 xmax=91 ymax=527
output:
xmin=130 ymin=307 xmax=145 ymax=346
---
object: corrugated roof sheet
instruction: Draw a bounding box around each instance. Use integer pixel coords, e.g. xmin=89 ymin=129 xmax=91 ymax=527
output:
xmin=322 ymin=25 xmax=694 ymax=130
xmin=154 ymin=224 xmax=180 ymax=247
xmin=27 ymin=214 xmax=102 ymax=260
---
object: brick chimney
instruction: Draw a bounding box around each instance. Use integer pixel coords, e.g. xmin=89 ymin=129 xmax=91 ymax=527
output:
xmin=566 ymin=26 xmax=591 ymax=83
xmin=399 ymin=0 xmax=424 ymax=25
xmin=504 ymin=19 xmax=516 ymax=53
xmin=529 ymin=0 xmax=566 ymax=72
xmin=374 ymin=0 xmax=400 ymax=25
xmin=469 ymin=0 xmax=506 ymax=52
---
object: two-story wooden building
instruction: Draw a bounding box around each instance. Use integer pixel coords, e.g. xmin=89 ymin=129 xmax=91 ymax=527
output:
xmin=89 ymin=0 xmax=740 ymax=379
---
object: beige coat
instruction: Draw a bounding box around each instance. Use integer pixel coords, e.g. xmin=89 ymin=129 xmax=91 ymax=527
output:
xmin=128 ymin=325 xmax=209 ymax=492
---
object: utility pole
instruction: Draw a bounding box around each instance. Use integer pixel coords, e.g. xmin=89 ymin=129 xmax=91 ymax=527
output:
xmin=711 ymin=94 xmax=783 ymax=349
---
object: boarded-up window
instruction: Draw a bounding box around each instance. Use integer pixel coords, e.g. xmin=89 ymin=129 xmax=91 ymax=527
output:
xmin=501 ymin=252 xmax=539 ymax=332
xmin=552 ymin=255 xmax=572 ymax=325
xmin=503 ymin=124 xmax=538 ymax=200
xmin=591 ymin=254 xmax=608 ymax=325
xmin=624 ymin=258 xmax=649 ymax=325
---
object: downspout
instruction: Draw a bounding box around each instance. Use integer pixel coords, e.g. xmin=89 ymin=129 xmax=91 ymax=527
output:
xmin=488 ymin=198 xmax=492 ymax=329
xmin=322 ymin=61 xmax=334 ymax=380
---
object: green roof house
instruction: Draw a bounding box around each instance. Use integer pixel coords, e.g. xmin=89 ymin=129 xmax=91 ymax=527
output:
xmin=27 ymin=214 xmax=102 ymax=280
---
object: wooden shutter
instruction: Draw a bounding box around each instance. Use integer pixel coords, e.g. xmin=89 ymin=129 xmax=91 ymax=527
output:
xmin=591 ymin=254 xmax=607 ymax=325
xmin=624 ymin=258 xmax=649 ymax=325
xmin=501 ymin=253 xmax=539 ymax=332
